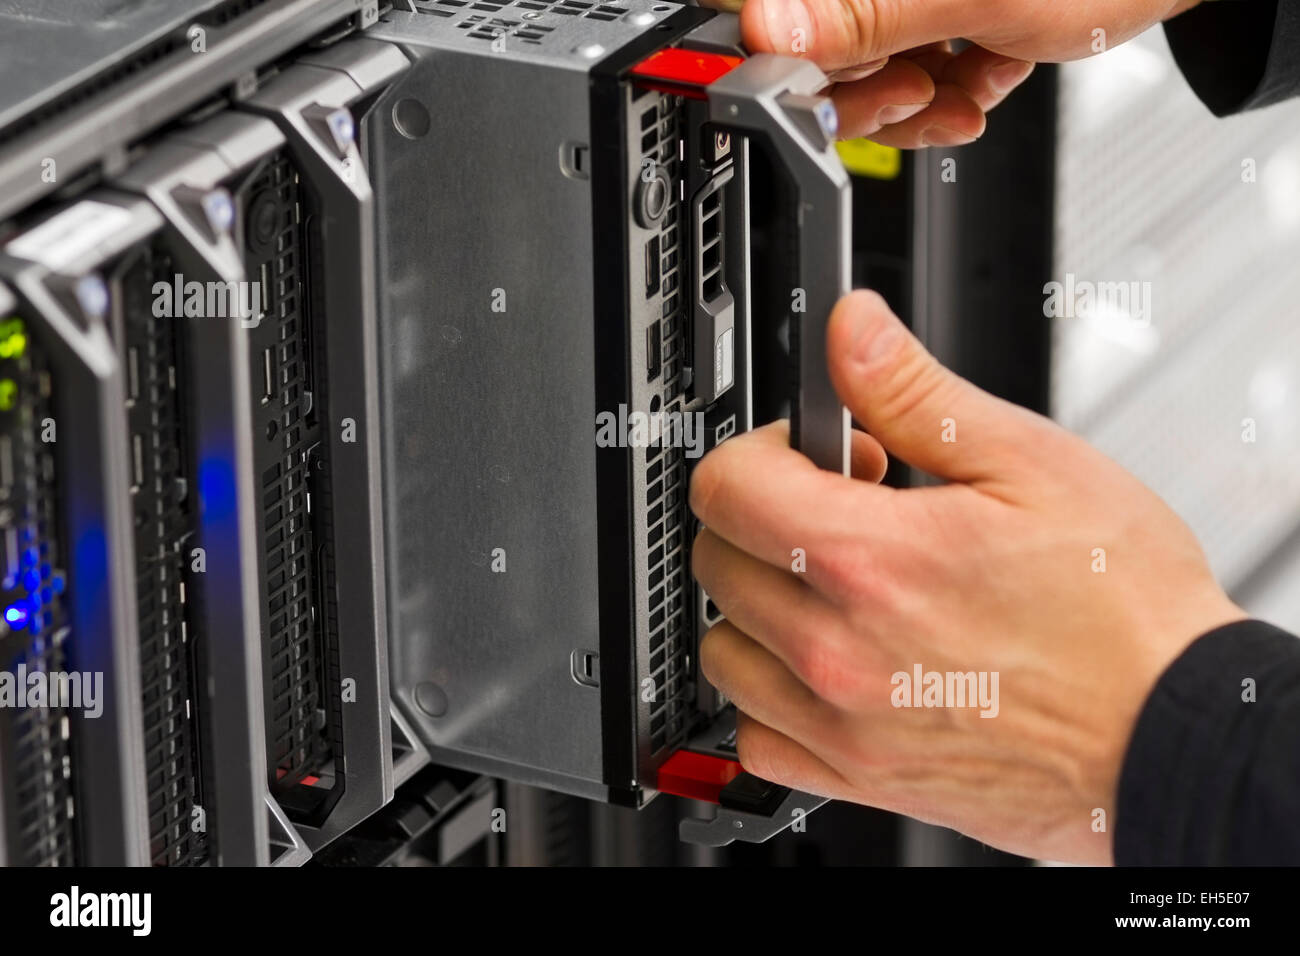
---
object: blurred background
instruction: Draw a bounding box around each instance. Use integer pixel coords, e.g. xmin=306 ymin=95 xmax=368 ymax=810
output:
xmin=1053 ymin=28 xmax=1300 ymax=636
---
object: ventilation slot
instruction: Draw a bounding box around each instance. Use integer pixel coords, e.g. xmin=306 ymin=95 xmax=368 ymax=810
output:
xmin=413 ymin=0 xmax=626 ymax=41
xmin=638 ymin=92 xmax=692 ymax=756
xmin=699 ymin=189 xmax=724 ymax=303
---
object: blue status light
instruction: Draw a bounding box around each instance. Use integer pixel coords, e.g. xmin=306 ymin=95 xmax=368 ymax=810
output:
xmin=4 ymin=603 xmax=30 ymax=628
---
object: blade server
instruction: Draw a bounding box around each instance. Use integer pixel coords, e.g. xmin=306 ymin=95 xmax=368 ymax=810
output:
xmin=0 ymin=0 xmax=852 ymax=863
xmin=367 ymin=1 xmax=850 ymax=842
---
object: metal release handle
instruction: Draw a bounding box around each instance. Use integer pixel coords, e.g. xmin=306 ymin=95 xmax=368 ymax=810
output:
xmin=706 ymin=54 xmax=852 ymax=475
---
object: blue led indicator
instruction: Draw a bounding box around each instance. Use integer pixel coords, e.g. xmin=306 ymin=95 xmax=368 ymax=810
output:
xmin=199 ymin=456 xmax=238 ymax=521
xmin=4 ymin=603 xmax=29 ymax=628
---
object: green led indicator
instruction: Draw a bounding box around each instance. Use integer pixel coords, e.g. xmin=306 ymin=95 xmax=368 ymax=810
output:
xmin=0 ymin=317 xmax=27 ymax=360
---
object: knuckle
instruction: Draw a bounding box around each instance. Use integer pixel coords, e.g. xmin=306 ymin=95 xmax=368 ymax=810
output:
xmin=689 ymin=439 xmax=742 ymax=521
xmin=690 ymin=527 xmax=717 ymax=583
xmin=811 ymin=537 xmax=880 ymax=607
xmin=697 ymin=623 xmax=730 ymax=684
xmin=688 ymin=454 xmax=724 ymax=522
xmin=833 ymin=0 xmax=895 ymax=60
xmin=875 ymin=351 xmax=956 ymax=427
xmin=735 ymin=725 xmax=784 ymax=785
xmin=791 ymin=635 xmax=865 ymax=708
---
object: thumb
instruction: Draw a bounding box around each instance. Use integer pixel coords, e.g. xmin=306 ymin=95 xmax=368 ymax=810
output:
xmin=826 ymin=290 xmax=1038 ymax=484
xmin=738 ymin=0 xmax=978 ymax=70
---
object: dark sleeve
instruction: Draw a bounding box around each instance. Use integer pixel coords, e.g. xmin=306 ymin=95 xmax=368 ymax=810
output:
xmin=1163 ymin=0 xmax=1300 ymax=116
xmin=1115 ymin=619 xmax=1300 ymax=865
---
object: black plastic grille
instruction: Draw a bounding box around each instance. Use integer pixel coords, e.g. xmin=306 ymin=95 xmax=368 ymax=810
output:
xmin=242 ymin=152 xmax=335 ymax=794
xmin=122 ymin=246 xmax=208 ymax=866
xmin=0 ymin=314 xmax=76 ymax=866
xmin=639 ymin=93 xmax=693 ymax=755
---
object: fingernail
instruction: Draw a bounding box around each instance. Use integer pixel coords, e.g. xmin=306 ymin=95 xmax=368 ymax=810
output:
xmin=921 ymin=126 xmax=977 ymax=147
xmin=988 ymin=59 xmax=1034 ymax=94
xmin=761 ymin=0 xmax=814 ymax=56
xmin=714 ymin=0 xmax=746 ymax=11
xmin=832 ymin=58 xmax=889 ymax=82
xmin=874 ymin=102 xmax=927 ymax=126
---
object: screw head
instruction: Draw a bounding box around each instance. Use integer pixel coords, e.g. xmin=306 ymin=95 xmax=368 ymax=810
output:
xmin=414 ymin=681 xmax=449 ymax=718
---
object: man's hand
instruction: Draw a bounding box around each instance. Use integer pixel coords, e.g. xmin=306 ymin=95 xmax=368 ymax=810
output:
xmin=702 ymin=0 xmax=1203 ymax=145
xmin=689 ymin=290 xmax=1244 ymax=864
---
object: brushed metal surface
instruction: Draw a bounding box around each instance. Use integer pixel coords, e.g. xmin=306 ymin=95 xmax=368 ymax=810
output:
xmin=371 ymin=34 xmax=619 ymax=791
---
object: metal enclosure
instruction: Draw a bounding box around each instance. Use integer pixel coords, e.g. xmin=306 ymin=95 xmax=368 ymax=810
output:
xmin=367 ymin=1 xmax=682 ymax=802
xmin=367 ymin=1 xmax=850 ymax=813
xmin=0 ymin=0 xmax=404 ymax=866
xmin=0 ymin=0 xmax=856 ymax=863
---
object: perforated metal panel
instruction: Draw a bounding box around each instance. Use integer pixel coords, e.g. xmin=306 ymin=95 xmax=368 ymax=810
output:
xmin=634 ymin=90 xmax=694 ymax=757
xmin=1053 ymin=29 xmax=1300 ymax=619
xmin=380 ymin=0 xmax=676 ymax=64
xmin=242 ymin=152 xmax=336 ymax=795
xmin=412 ymin=0 xmax=634 ymax=45
xmin=121 ymin=244 xmax=209 ymax=867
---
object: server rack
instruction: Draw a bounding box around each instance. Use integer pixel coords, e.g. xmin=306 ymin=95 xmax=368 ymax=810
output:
xmin=0 ymin=1 xmax=411 ymax=866
xmin=0 ymin=0 xmax=893 ymax=866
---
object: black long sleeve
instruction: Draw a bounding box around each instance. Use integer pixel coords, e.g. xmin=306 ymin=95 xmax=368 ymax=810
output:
xmin=1163 ymin=0 xmax=1300 ymax=115
xmin=1115 ymin=620 xmax=1300 ymax=865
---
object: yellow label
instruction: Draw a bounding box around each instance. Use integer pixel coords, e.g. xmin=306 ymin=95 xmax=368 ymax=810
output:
xmin=836 ymin=140 xmax=902 ymax=180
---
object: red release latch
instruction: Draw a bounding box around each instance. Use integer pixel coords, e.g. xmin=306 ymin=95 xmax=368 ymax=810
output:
xmin=629 ymin=47 xmax=744 ymax=100
xmin=656 ymin=749 xmax=744 ymax=803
